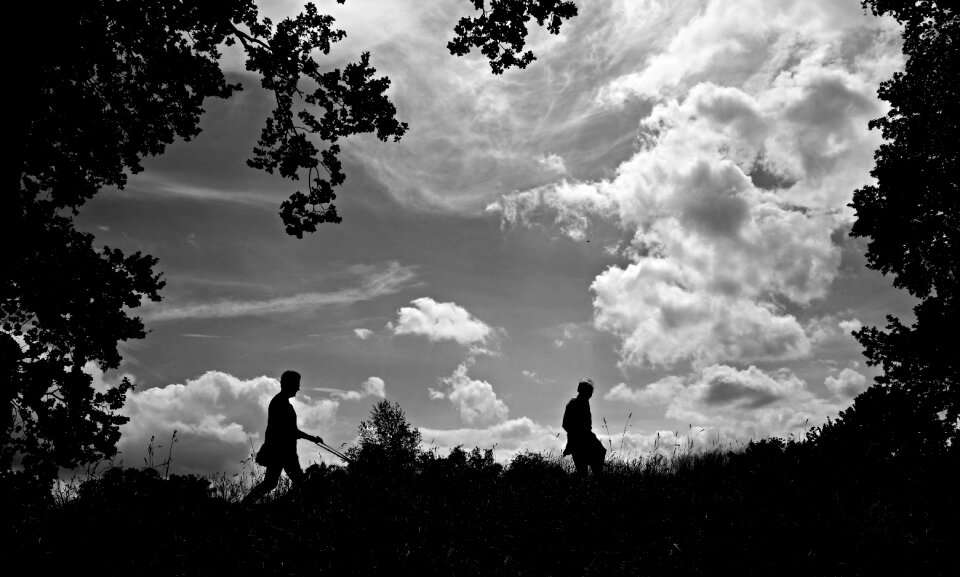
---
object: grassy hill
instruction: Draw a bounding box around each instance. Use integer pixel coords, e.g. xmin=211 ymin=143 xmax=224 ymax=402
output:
xmin=4 ymin=436 xmax=955 ymax=576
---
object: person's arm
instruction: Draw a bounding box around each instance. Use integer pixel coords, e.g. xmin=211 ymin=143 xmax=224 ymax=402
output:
xmin=298 ymin=429 xmax=323 ymax=444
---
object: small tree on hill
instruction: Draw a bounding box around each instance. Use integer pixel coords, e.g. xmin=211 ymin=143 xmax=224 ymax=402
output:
xmin=348 ymin=400 xmax=422 ymax=469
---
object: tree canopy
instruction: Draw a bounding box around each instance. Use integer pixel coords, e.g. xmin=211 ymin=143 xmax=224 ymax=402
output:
xmin=348 ymin=400 xmax=423 ymax=469
xmin=849 ymin=0 xmax=958 ymax=441
xmin=4 ymin=0 xmax=578 ymax=481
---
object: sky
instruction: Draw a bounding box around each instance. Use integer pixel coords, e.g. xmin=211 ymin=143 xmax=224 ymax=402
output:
xmin=74 ymin=0 xmax=916 ymax=476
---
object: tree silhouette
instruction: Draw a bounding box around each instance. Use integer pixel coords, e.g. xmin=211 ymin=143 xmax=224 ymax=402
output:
xmin=348 ymin=400 xmax=422 ymax=469
xmin=849 ymin=0 xmax=959 ymax=443
xmin=448 ymin=0 xmax=579 ymax=74
xmin=4 ymin=0 xmax=577 ymax=482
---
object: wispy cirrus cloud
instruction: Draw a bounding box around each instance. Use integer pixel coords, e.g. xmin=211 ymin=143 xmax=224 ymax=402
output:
xmin=145 ymin=262 xmax=415 ymax=321
xmin=104 ymin=172 xmax=283 ymax=207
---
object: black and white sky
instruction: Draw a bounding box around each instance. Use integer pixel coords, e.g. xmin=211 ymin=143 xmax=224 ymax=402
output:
xmin=76 ymin=0 xmax=915 ymax=475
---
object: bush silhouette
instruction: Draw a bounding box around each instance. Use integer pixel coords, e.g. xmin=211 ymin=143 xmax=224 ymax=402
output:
xmin=347 ymin=400 xmax=422 ymax=475
xmin=811 ymin=383 xmax=954 ymax=466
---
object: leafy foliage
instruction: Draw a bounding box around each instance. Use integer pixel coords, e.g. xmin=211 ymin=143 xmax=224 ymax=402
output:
xmin=347 ymin=399 xmax=422 ymax=470
xmin=233 ymin=1 xmax=407 ymax=237
xmin=2 ymin=208 xmax=161 ymax=478
xmin=448 ymin=0 xmax=579 ymax=74
xmin=849 ymin=0 xmax=959 ymax=434
xmin=810 ymin=383 xmax=954 ymax=464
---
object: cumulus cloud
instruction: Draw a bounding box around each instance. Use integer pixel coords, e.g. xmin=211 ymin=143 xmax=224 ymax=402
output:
xmin=430 ymin=362 xmax=509 ymax=426
xmin=839 ymin=318 xmax=863 ymax=335
xmin=332 ymin=377 xmax=386 ymax=401
xmin=489 ymin=0 xmax=900 ymax=370
xmin=824 ymin=368 xmax=869 ymax=399
xmin=354 ymin=328 xmax=374 ymax=340
xmin=420 ymin=418 xmax=735 ymax=463
xmin=421 ymin=417 xmax=561 ymax=461
xmin=596 ymin=0 xmax=900 ymax=105
xmin=592 ymin=259 xmax=812 ymax=367
xmin=391 ymin=297 xmax=496 ymax=351
xmin=606 ymin=364 xmax=847 ymax=438
xmin=116 ymin=371 xmax=338 ymax=475
xmin=84 ymin=361 xmax=135 ymax=395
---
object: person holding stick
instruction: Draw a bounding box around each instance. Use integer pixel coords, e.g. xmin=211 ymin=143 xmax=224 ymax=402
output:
xmin=243 ymin=370 xmax=324 ymax=504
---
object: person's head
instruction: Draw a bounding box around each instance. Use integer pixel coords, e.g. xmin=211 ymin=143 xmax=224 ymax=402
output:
xmin=280 ymin=370 xmax=301 ymax=397
xmin=577 ymin=379 xmax=594 ymax=398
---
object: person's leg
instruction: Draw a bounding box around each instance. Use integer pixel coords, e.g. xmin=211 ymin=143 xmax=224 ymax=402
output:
xmin=283 ymin=453 xmax=305 ymax=486
xmin=590 ymin=435 xmax=606 ymax=477
xmin=243 ymin=465 xmax=282 ymax=504
xmin=573 ymin=455 xmax=588 ymax=478
xmin=591 ymin=456 xmax=604 ymax=477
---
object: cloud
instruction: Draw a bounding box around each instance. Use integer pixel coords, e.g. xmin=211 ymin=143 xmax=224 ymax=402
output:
xmin=327 ymin=0 xmax=693 ymax=213
xmin=420 ymin=418 xmax=739 ymax=463
xmin=824 ymin=368 xmax=869 ymax=399
xmin=331 ymin=377 xmax=386 ymax=401
xmin=522 ymin=370 xmax=548 ymax=385
xmin=84 ymin=361 xmax=135 ymax=396
xmin=116 ymin=371 xmax=338 ymax=475
xmin=592 ymin=258 xmax=812 ymax=367
xmin=606 ymin=364 xmax=848 ymax=438
xmin=391 ymin=297 xmax=495 ymax=349
xmin=421 ymin=417 xmax=562 ymax=461
xmin=353 ymin=328 xmax=374 ymax=340
xmin=430 ymin=362 xmax=509 ymax=426
xmin=549 ymin=322 xmax=587 ymax=348
xmin=537 ymin=153 xmax=568 ymax=174
xmin=838 ymin=318 xmax=863 ymax=335
xmin=145 ymin=262 xmax=415 ymax=321
xmin=596 ymin=0 xmax=900 ymax=105
xmin=489 ymin=0 xmax=900 ymax=370
xmin=103 ymin=172 xmax=283 ymax=207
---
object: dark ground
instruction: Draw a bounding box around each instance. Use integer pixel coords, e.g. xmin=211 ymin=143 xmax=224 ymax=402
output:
xmin=3 ymin=439 xmax=957 ymax=577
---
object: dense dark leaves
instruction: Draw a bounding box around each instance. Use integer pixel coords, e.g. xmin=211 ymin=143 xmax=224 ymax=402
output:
xmin=849 ymin=0 xmax=959 ymax=434
xmin=2 ymin=204 xmax=163 ymax=478
xmin=236 ymin=3 xmax=407 ymax=237
xmin=449 ymin=0 xmax=579 ymax=74
xmin=16 ymin=1 xmax=249 ymax=213
xmin=7 ymin=0 xmax=263 ymax=482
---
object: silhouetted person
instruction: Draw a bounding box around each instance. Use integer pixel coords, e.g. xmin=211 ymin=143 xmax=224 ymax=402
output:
xmin=243 ymin=370 xmax=324 ymax=504
xmin=562 ymin=379 xmax=606 ymax=477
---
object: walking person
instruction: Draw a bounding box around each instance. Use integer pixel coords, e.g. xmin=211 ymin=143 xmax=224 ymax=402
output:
xmin=243 ymin=370 xmax=324 ymax=504
xmin=562 ymin=379 xmax=606 ymax=477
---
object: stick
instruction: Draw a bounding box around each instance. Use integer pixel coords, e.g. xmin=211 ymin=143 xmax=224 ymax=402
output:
xmin=313 ymin=439 xmax=353 ymax=463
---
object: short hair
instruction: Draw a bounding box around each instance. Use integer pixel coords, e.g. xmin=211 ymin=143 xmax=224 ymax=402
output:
xmin=280 ymin=370 xmax=301 ymax=390
xmin=577 ymin=379 xmax=594 ymax=394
